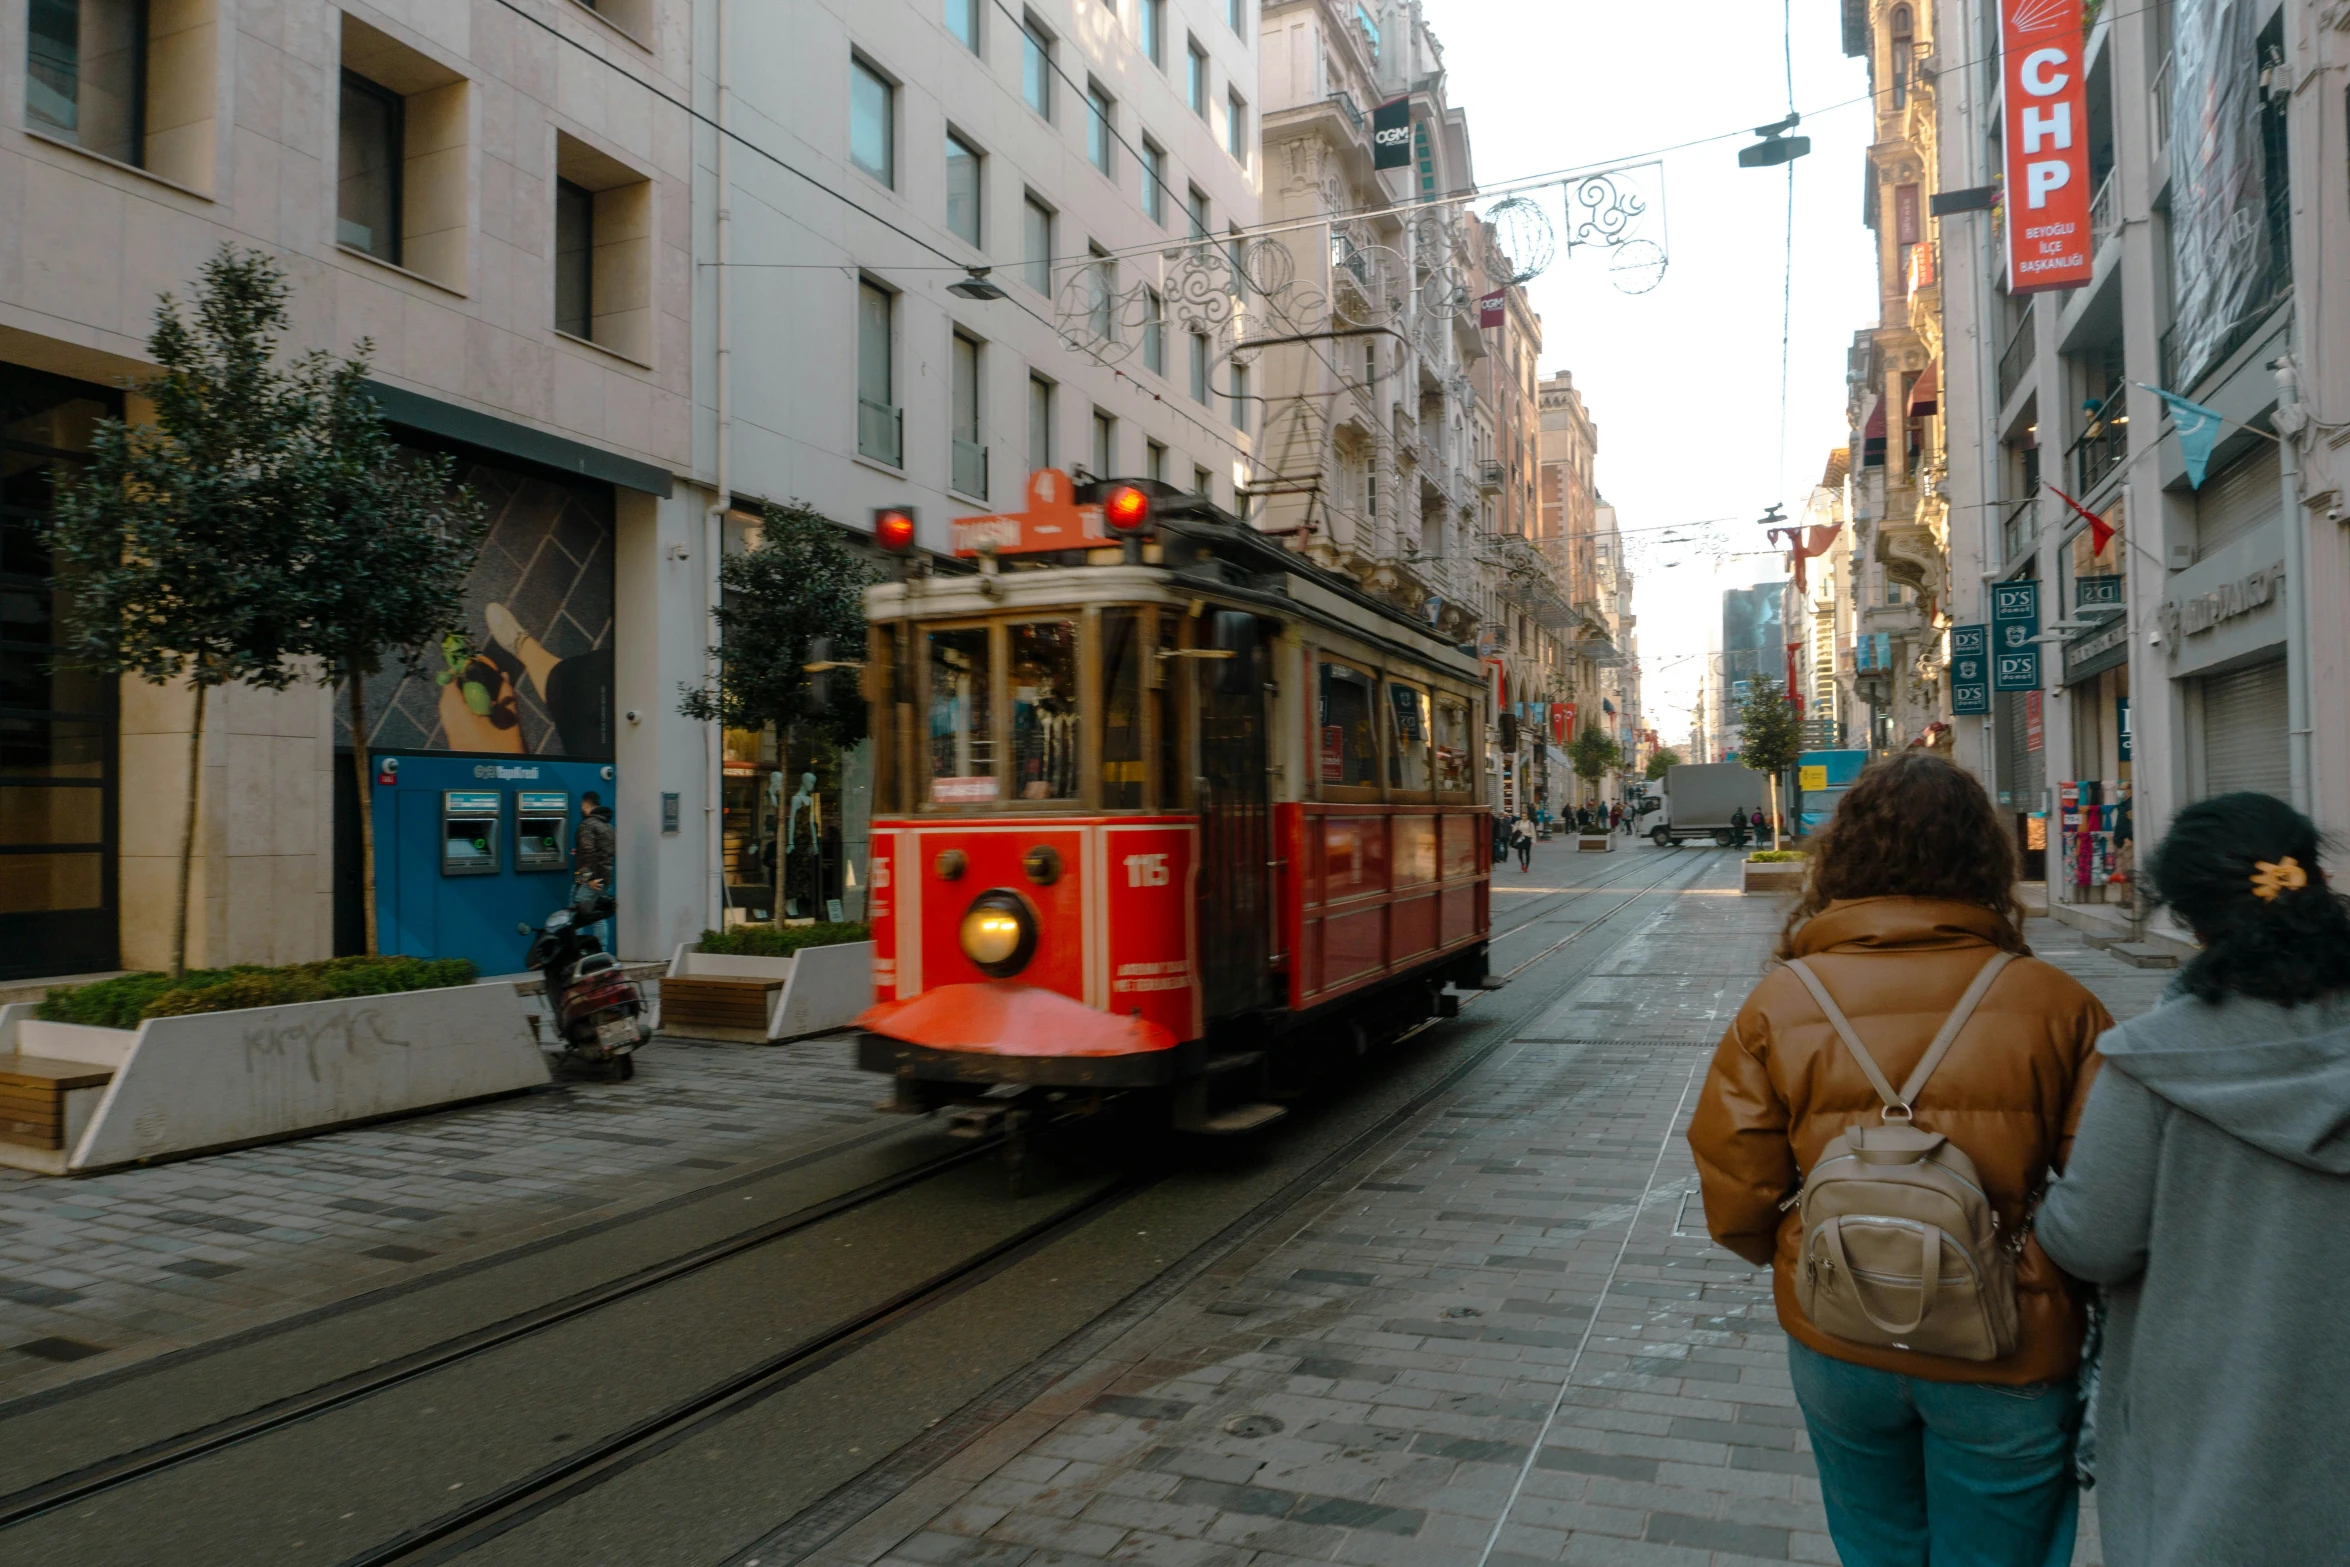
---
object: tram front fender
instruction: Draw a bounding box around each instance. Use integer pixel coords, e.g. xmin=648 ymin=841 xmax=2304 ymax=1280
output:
xmin=856 ymin=981 xmax=1185 ymax=1089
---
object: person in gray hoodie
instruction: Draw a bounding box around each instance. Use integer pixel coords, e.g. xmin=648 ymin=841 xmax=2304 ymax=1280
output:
xmin=2036 ymin=792 xmax=2350 ymax=1567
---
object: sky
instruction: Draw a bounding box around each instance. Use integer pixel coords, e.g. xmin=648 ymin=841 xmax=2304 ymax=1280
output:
xmin=1422 ymin=0 xmax=1880 ymax=751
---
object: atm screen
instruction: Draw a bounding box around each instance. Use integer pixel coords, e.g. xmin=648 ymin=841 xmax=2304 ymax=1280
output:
xmin=444 ymin=820 xmax=496 ymax=864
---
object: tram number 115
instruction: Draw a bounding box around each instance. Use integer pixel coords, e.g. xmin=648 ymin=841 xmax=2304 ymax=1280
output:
xmin=1125 ymin=854 xmax=1171 ymax=888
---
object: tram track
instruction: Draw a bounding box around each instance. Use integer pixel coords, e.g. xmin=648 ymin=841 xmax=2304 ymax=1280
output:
xmin=0 ymin=850 xmax=1720 ymax=1567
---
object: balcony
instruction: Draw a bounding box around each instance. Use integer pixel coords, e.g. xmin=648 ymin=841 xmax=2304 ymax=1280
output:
xmin=2089 ymin=171 xmax=2117 ymax=254
xmin=1997 ymin=310 xmax=2035 ymax=407
xmin=1477 ymin=460 xmax=1503 ymax=495
xmin=858 ymin=398 xmax=903 ymax=467
xmin=951 ymin=435 xmax=989 ymax=500
xmin=2071 ymin=385 xmax=2127 ymax=496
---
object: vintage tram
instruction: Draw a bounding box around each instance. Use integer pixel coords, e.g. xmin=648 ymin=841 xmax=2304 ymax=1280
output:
xmin=855 ymin=470 xmax=1494 ymax=1132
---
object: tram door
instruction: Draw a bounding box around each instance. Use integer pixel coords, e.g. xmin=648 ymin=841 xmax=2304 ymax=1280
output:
xmin=1194 ymin=613 xmax=1274 ymax=1020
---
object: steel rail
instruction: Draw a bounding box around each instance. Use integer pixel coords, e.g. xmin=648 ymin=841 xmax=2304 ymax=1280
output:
xmin=0 ymin=1136 xmax=1010 ymax=1530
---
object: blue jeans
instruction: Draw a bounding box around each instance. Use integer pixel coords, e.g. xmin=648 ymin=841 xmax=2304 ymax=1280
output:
xmin=1786 ymin=1337 xmax=2079 ymax=1567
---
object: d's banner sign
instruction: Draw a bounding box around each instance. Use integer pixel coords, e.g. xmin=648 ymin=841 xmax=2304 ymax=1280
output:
xmin=2000 ymin=0 xmax=2092 ymax=293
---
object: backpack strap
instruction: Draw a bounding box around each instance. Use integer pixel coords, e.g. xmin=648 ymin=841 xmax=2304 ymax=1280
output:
xmin=1784 ymin=952 xmax=2016 ymax=1116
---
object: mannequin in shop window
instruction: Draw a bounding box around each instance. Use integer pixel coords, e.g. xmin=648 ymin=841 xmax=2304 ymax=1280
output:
xmin=784 ymin=771 xmax=819 ymax=918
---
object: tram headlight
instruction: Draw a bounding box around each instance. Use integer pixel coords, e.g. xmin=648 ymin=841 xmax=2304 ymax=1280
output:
xmin=958 ymin=890 xmax=1037 ymax=977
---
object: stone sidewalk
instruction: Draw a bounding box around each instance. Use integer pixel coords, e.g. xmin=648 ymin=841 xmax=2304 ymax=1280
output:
xmin=807 ymin=869 xmax=2165 ymax=1567
xmin=0 ymin=1034 xmax=885 ymax=1400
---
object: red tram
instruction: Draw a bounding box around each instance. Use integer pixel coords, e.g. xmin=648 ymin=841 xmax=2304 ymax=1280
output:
xmin=855 ymin=471 xmax=1493 ymax=1131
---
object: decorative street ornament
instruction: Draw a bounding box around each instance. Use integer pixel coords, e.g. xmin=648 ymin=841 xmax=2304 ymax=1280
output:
xmin=1481 ymin=196 xmax=1554 ymax=283
xmin=2000 ymin=0 xmax=2092 ymax=292
xmin=1608 ymin=240 xmax=1667 ymax=295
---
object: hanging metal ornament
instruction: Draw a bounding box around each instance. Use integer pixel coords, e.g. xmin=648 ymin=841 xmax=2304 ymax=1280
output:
xmin=1481 ymin=196 xmax=1554 ymax=284
xmin=1608 ymin=239 xmax=1668 ymax=295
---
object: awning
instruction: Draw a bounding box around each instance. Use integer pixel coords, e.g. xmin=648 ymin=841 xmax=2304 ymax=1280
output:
xmin=1907 ymin=363 xmax=1939 ymax=417
xmin=1860 ymin=394 xmax=1886 ymax=466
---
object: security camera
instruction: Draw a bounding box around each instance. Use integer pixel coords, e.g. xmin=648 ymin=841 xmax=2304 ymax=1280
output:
xmin=625 ymin=709 xmax=642 ymax=724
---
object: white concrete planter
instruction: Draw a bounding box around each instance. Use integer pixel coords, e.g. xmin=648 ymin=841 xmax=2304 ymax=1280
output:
xmin=0 ymin=982 xmax=549 ymax=1175
xmin=1577 ymin=833 xmax=1616 ymax=853
xmin=1742 ymin=862 xmax=1808 ymax=895
xmin=663 ymin=940 xmax=875 ymax=1043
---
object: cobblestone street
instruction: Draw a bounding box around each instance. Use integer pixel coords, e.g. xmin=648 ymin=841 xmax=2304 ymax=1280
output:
xmin=800 ymin=849 xmax=2167 ymax=1567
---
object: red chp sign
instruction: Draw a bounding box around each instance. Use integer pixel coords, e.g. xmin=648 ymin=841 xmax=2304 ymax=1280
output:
xmin=2000 ymin=0 xmax=2092 ymax=293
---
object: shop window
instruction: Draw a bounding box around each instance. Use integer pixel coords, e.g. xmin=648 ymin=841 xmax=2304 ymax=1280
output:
xmin=1009 ymin=621 xmax=1079 ymax=800
xmin=1387 ymin=682 xmax=1431 ymax=791
xmin=1102 ymin=609 xmax=1145 ymax=808
xmin=1318 ymin=661 xmax=1378 ymax=789
xmin=926 ymin=627 xmax=994 ymax=802
xmin=551 ymin=134 xmax=654 ymax=362
xmin=1435 ymin=694 xmax=1471 ymax=792
xmin=338 ymin=18 xmax=468 ymax=288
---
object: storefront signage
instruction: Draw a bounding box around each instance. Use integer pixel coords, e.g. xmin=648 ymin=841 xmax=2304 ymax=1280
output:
xmin=1372 ymin=98 xmax=1413 ymax=169
xmin=2024 ymin=690 xmax=2044 ymax=752
xmin=1951 ymin=624 xmax=1990 ymax=714
xmin=2000 ymin=0 xmax=2093 ymax=293
xmin=2062 ymin=615 xmax=2130 ymax=682
xmin=1992 ymin=580 xmax=2041 ymax=691
xmin=2116 ymin=697 xmax=2133 ymax=761
xmin=2157 ymin=562 xmax=2283 ymax=650
xmin=2074 ymin=573 xmax=2123 ymax=611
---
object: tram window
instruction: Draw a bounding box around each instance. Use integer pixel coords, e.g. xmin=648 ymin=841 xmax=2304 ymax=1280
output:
xmin=1102 ymin=608 xmax=1145 ymax=809
xmin=1317 ymin=662 xmax=1378 ymax=789
xmin=1156 ymin=613 xmax=1182 ymax=806
xmin=1009 ymin=620 xmax=1081 ymax=800
xmin=1387 ymin=682 xmax=1432 ymax=792
xmin=1435 ymin=693 xmax=1472 ymax=793
xmin=927 ymin=627 xmax=996 ymax=803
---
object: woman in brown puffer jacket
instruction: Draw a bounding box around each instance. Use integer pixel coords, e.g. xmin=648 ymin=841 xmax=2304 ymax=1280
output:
xmin=1687 ymin=753 xmax=2110 ymax=1567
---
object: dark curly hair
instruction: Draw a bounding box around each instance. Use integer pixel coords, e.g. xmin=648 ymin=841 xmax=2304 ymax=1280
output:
xmin=1776 ymin=752 xmax=2027 ymax=960
xmin=2148 ymin=793 xmax=2350 ymax=1006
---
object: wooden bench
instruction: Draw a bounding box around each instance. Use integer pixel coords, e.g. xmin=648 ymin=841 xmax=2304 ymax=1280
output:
xmin=659 ymin=976 xmax=784 ymax=1037
xmin=0 ymin=1055 xmax=115 ymax=1151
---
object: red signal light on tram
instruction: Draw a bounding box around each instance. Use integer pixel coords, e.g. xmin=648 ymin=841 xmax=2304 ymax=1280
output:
xmin=873 ymin=506 xmax=917 ymax=553
xmin=1102 ymin=484 xmax=1151 ymax=535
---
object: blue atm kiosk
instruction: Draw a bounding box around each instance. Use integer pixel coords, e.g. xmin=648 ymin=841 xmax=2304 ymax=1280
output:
xmin=372 ymin=754 xmax=614 ymax=972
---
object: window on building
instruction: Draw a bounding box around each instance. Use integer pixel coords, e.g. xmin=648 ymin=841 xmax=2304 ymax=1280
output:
xmin=1226 ymin=91 xmax=1247 ymax=163
xmin=951 ymin=330 xmax=986 ymax=498
xmin=1141 ymin=0 xmax=1165 ymax=67
xmin=946 ymin=0 xmax=979 ymax=51
xmin=1022 ymin=14 xmax=1053 ymax=118
xmin=1186 ymin=38 xmax=1207 ymax=115
xmin=1145 ymin=438 xmax=1166 ymax=483
xmin=1890 ymin=4 xmax=1914 ymax=110
xmin=1188 ymin=329 xmax=1210 ymax=403
xmin=1085 ymin=245 xmax=1115 ymax=343
xmin=1185 ymin=184 xmax=1208 ymax=241
xmin=1028 ymin=374 xmax=1054 ymax=472
xmin=945 ymin=130 xmax=982 ymax=245
xmin=850 ymin=55 xmax=894 ymax=185
xmin=1193 ymin=463 xmax=1213 ymax=499
xmin=338 ymin=70 xmax=404 ymax=263
xmin=1895 ymin=182 xmax=1920 ymax=247
xmin=857 ymin=280 xmax=900 ymax=466
xmin=1022 ymin=193 xmax=1053 ymax=292
xmin=1141 ymin=137 xmax=1166 ymax=223
xmin=1086 ymin=80 xmax=1114 ymax=177
xmin=25 ymin=0 xmax=146 ymax=167
xmin=1227 ymin=0 xmax=1245 ymax=31
xmin=1229 ymin=361 xmax=1248 ymax=430
xmin=1091 ymin=409 xmax=1115 ymax=478
xmin=554 ymin=177 xmax=593 ymax=339
xmin=1140 ymin=287 xmax=1165 ymax=374
xmin=552 ymin=133 xmax=655 ymax=361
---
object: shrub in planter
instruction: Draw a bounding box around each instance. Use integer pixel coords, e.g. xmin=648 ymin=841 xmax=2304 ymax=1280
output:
xmin=1746 ymin=850 xmax=1807 ymax=864
xmin=696 ymin=922 xmax=870 ymax=959
xmin=38 ymin=955 xmax=478 ymax=1030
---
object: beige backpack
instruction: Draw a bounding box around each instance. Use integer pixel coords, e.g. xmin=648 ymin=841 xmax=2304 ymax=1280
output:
xmin=1783 ymin=953 xmax=2022 ymax=1362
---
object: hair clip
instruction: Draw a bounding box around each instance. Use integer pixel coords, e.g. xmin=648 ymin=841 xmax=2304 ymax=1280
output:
xmin=2251 ymin=857 xmax=2308 ymax=902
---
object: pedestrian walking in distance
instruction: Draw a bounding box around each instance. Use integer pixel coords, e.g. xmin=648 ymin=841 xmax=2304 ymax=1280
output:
xmin=1730 ymin=804 xmax=1750 ymax=847
xmin=1687 ymin=752 xmax=2110 ymax=1567
xmin=1512 ymin=812 xmax=1533 ymax=872
xmin=2036 ymin=794 xmax=2350 ymax=1567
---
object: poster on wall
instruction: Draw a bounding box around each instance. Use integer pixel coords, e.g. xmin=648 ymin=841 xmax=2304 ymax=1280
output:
xmin=351 ymin=458 xmax=617 ymax=759
xmin=2000 ymin=0 xmax=2092 ymax=294
xmin=2168 ymin=0 xmax=2283 ymax=389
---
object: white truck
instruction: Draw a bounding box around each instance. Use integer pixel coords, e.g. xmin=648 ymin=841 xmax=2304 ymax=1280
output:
xmin=1646 ymin=762 xmax=1772 ymax=848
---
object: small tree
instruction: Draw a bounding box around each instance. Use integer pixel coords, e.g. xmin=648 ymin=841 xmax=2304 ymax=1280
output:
xmin=1735 ymin=676 xmax=1805 ymax=847
xmin=47 ymin=250 xmax=323 ymax=976
xmin=1568 ymin=727 xmax=1622 ymax=806
xmin=679 ymin=502 xmax=875 ymax=918
xmin=296 ymin=354 xmax=487 ymax=955
xmin=1645 ymin=747 xmax=1683 ymax=780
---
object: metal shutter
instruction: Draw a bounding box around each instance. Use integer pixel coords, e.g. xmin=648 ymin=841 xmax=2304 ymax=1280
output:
xmin=2196 ymin=444 xmax=2281 ymax=558
xmin=1998 ymin=689 xmax=2044 ymax=807
xmin=2199 ymin=659 xmax=2290 ymax=800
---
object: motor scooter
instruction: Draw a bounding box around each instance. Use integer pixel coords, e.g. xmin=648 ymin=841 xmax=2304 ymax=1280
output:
xmin=519 ymin=883 xmax=648 ymax=1080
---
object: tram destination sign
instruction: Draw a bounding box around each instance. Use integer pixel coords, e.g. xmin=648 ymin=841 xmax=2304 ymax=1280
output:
xmin=1950 ymin=624 xmax=1990 ymax=714
xmin=951 ymin=468 xmax=1114 ymax=557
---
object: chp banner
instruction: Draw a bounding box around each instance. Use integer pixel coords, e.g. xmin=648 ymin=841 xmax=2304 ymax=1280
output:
xmin=2001 ymin=0 xmax=2092 ymax=293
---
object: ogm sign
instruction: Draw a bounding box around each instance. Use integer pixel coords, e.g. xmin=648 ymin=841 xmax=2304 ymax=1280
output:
xmin=2001 ymin=0 xmax=2092 ymax=293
